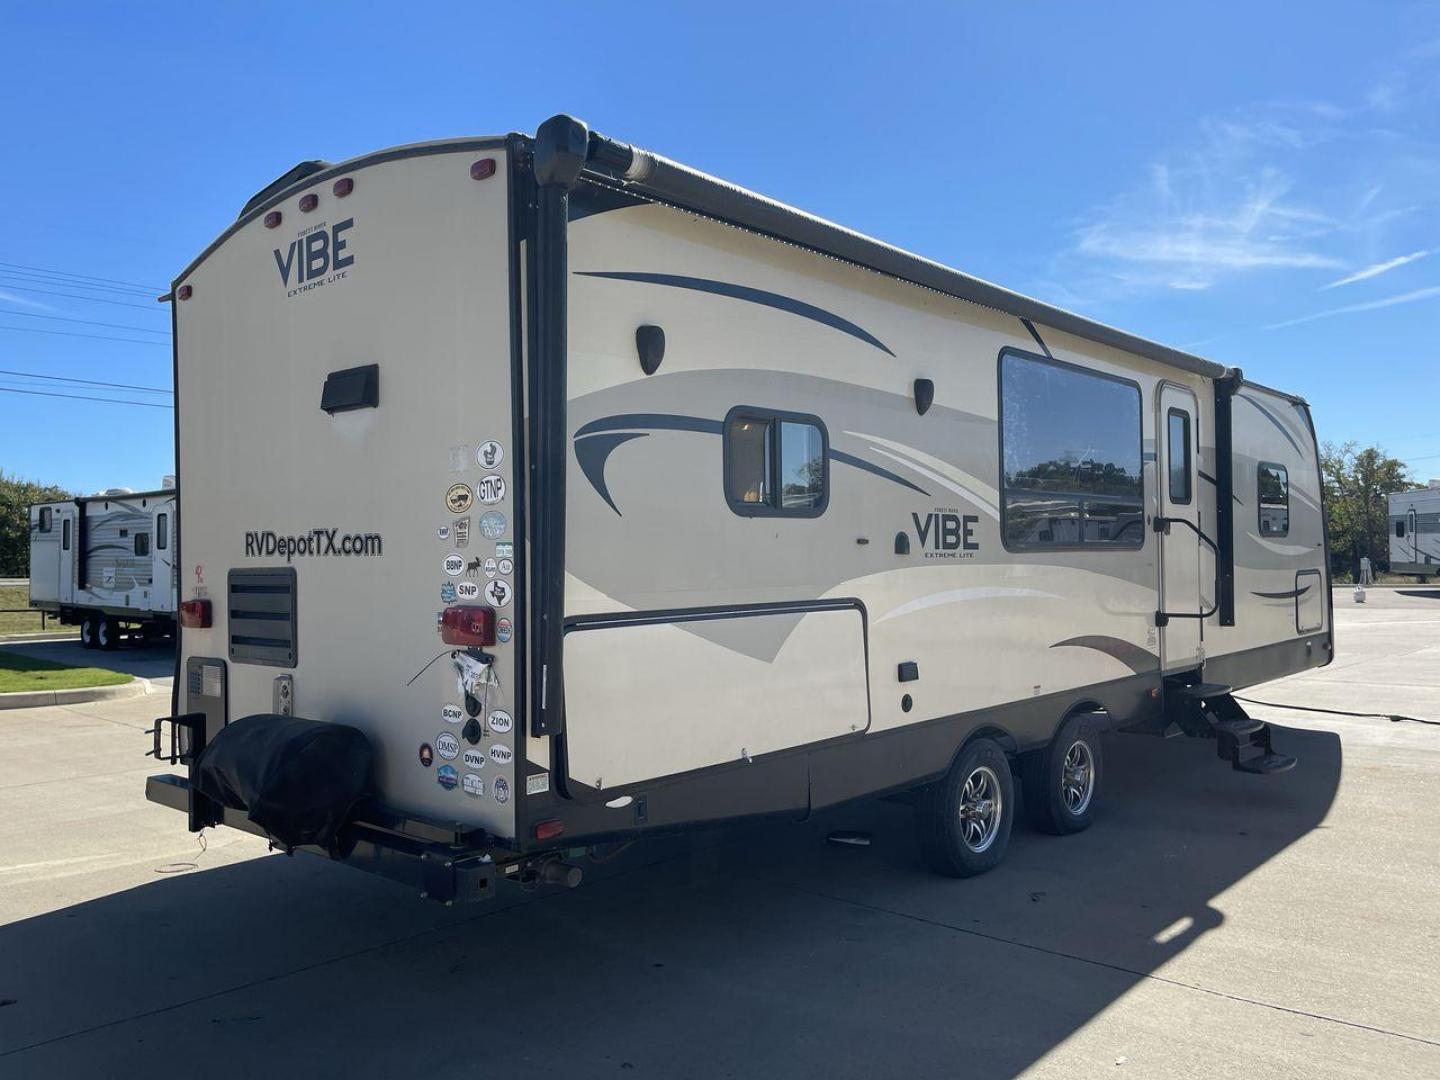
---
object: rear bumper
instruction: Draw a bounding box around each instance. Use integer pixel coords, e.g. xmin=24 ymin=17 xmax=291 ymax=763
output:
xmin=145 ymin=773 xmax=502 ymax=903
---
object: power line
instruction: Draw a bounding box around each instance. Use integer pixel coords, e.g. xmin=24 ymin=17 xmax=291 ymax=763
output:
xmin=0 ymin=309 xmax=170 ymax=334
xmin=0 ymin=270 xmax=158 ymax=300
xmin=0 ymin=368 xmax=171 ymax=394
xmin=0 ymin=283 xmax=164 ymax=311
xmin=0 ymin=385 xmax=171 ymax=409
xmin=0 ymin=260 xmax=164 ymax=292
xmin=0 ymin=324 xmax=170 ymax=346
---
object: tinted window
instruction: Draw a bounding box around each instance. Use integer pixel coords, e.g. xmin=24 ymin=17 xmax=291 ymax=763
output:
xmin=1001 ymin=351 xmax=1143 ymax=549
xmin=1258 ymin=463 xmax=1289 ymax=537
xmin=135 ymin=532 xmax=150 ymax=557
xmin=1396 ymin=520 xmax=1405 ymax=538
xmin=39 ymin=507 xmax=52 ymax=532
xmin=1167 ymin=409 xmax=1192 ymax=504
xmin=157 ymin=513 xmax=169 ymax=550
xmin=725 ymin=410 xmax=827 ymax=517
xmin=62 ymin=518 xmax=71 ymax=550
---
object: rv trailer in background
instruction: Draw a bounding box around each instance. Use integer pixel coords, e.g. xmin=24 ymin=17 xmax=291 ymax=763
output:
xmin=146 ymin=115 xmax=1331 ymax=901
xmin=29 ymin=485 xmax=177 ymax=647
xmin=1389 ymin=482 xmax=1440 ymax=581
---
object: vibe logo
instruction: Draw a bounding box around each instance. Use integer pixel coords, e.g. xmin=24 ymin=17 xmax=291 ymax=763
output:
xmin=273 ymin=218 xmax=355 ymax=294
xmin=913 ymin=511 xmax=979 ymax=558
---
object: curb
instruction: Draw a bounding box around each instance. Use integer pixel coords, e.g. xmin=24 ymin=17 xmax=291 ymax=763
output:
xmin=0 ymin=678 xmax=156 ymax=711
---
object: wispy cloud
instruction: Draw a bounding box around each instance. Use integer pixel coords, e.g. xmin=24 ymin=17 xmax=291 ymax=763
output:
xmin=1321 ymin=250 xmax=1429 ymax=289
xmin=1265 ymin=284 xmax=1440 ymax=329
xmin=0 ymin=288 xmax=53 ymax=311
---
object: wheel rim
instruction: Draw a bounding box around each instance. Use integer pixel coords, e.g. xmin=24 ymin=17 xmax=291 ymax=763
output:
xmin=958 ymin=765 xmax=1003 ymax=853
xmin=1061 ymin=739 xmax=1095 ymax=816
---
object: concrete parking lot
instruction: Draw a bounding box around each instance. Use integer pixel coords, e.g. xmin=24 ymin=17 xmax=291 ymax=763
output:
xmin=1 ymin=588 xmax=1437 ymax=1078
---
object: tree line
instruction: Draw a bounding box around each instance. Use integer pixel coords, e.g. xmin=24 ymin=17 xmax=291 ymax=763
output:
xmin=0 ymin=471 xmax=73 ymax=577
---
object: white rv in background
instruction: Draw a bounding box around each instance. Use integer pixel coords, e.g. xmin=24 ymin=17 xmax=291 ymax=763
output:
xmin=146 ymin=115 xmax=1331 ymax=901
xmin=29 ymin=486 xmax=177 ymax=647
xmin=1389 ymin=483 xmax=1440 ymax=580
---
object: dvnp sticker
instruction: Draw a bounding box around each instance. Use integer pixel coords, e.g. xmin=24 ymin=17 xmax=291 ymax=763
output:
xmin=476 ymin=475 xmax=506 ymax=505
xmin=462 ymin=747 xmax=486 ymax=770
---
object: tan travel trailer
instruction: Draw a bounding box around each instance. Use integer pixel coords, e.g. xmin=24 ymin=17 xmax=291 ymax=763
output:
xmin=147 ymin=116 xmax=1331 ymax=900
xmin=1389 ymin=483 xmax=1440 ymax=580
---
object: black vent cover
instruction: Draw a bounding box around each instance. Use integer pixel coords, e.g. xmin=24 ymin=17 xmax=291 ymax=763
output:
xmin=228 ymin=567 xmax=298 ymax=668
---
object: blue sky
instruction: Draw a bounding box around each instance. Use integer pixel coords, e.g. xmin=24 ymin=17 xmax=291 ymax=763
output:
xmin=2 ymin=3 xmax=1438 ymax=493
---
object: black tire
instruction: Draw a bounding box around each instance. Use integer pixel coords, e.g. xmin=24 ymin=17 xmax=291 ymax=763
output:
xmin=1023 ymin=712 xmax=1104 ymax=835
xmin=79 ymin=614 xmax=99 ymax=649
xmin=98 ymin=616 xmax=120 ymax=651
xmin=917 ymin=737 xmax=1015 ymax=878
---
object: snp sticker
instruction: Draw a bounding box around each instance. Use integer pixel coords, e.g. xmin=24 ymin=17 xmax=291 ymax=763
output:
xmin=435 ymin=732 xmax=460 ymax=760
xmin=476 ymin=474 xmax=506 ymax=505
xmin=445 ymin=483 xmax=474 ymax=514
xmin=442 ymin=704 xmax=463 ymax=725
xmin=462 ymin=773 xmax=485 ymax=798
xmin=484 ymin=579 xmax=512 ymax=607
xmin=479 ymin=512 xmax=507 ymax=540
xmin=462 ymin=747 xmax=486 ymax=770
xmin=488 ymin=709 xmax=513 ymax=734
xmin=455 ymin=581 xmax=481 ymax=601
xmin=477 ymin=440 xmax=504 ymax=469
xmin=489 ymin=744 xmax=513 ymax=765
xmin=443 ymin=553 xmax=466 ymax=577
xmin=493 ymin=776 xmax=510 ymax=804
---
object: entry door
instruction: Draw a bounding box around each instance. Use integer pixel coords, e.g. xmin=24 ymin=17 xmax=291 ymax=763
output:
xmin=57 ymin=508 xmax=75 ymax=604
xmin=1157 ymin=385 xmax=1202 ymax=670
xmin=152 ymin=506 xmax=173 ymax=613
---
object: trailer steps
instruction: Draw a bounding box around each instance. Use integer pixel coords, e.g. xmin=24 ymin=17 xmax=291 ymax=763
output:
xmin=1164 ymin=680 xmax=1297 ymax=775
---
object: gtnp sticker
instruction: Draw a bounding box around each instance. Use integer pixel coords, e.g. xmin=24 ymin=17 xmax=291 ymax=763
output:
xmin=442 ymin=704 xmax=463 ymax=725
xmin=477 ymin=440 xmax=504 ymax=469
xmin=484 ymin=579 xmax=512 ymax=607
xmin=435 ymin=732 xmax=460 ymax=760
xmin=476 ymin=475 xmax=506 ymax=505
xmin=489 ymin=744 xmax=513 ymax=765
xmin=493 ymin=776 xmax=510 ymax=804
xmin=462 ymin=747 xmax=486 ymax=770
xmin=488 ymin=709 xmax=513 ymax=734
xmin=437 ymin=765 xmax=459 ymax=791
xmin=479 ymin=511 xmax=507 ymax=540
xmin=462 ymin=773 xmax=484 ymax=798
xmin=443 ymin=553 xmax=466 ymax=576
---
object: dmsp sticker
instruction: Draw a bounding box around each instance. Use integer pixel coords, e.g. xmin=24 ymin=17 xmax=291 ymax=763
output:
xmin=442 ymin=703 xmax=463 ymax=725
xmin=493 ymin=776 xmax=510 ymax=804
xmin=527 ymin=772 xmax=550 ymax=796
xmin=462 ymin=773 xmax=484 ymax=798
xmin=436 ymin=732 xmax=460 ymax=760
xmin=489 ymin=744 xmax=513 ymax=765
xmin=443 ymin=553 xmax=466 ymax=577
xmin=496 ymin=618 xmax=513 ymax=643
xmin=476 ymin=475 xmax=506 ymax=505
xmin=437 ymin=765 xmax=459 ymax=791
xmin=445 ymin=483 xmax=474 ymax=514
xmin=484 ymin=579 xmax=512 ymax=607
xmin=462 ymin=747 xmax=486 ymax=770
xmin=477 ymin=440 xmax=504 ymax=469
xmin=487 ymin=709 xmax=513 ymax=734
xmin=455 ymin=581 xmax=481 ymax=601
xmin=479 ymin=511 xmax=507 ymax=540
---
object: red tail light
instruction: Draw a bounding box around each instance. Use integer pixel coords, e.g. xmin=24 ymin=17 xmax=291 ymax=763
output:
xmin=299 ymin=193 xmax=319 ymax=212
xmin=438 ymin=605 xmax=496 ymax=646
xmin=534 ymin=819 xmax=565 ymax=842
xmin=333 ymin=177 xmax=354 ymax=197
xmin=179 ymin=599 xmax=212 ymax=628
xmin=470 ymin=158 xmax=496 ymax=181
xmin=263 ymin=210 xmax=282 ymax=228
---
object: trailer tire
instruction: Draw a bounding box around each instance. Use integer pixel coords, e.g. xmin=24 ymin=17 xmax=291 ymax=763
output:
xmin=80 ymin=614 xmax=100 ymax=649
xmin=97 ymin=616 xmax=120 ymax=651
xmin=1022 ymin=712 xmax=1103 ymax=835
xmin=917 ymin=737 xmax=1014 ymax=878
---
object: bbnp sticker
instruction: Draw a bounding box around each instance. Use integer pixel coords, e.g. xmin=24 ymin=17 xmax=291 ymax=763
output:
xmin=476 ymin=475 xmax=506 ymax=505
xmin=462 ymin=747 xmax=486 ymax=770
xmin=443 ymin=553 xmax=466 ymax=577
xmin=487 ymin=710 xmax=513 ymax=734
xmin=489 ymin=744 xmax=513 ymax=765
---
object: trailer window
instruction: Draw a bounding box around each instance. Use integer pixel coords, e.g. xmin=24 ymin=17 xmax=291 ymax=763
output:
xmin=62 ymin=518 xmax=71 ymax=550
xmin=1167 ymin=409 xmax=1192 ymax=505
xmin=724 ymin=408 xmax=828 ymax=517
xmin=157 ymin=513 xmax=169 ymax=550
xmin=38 ymin=507 xmax=52 ymax=533
xmin=1258 ymin=463 xmax=1289 ymax=537
xmin=1396 ymin=520 xmax=1405 ymax=538
xmin=135 ymin=532 xmax=150 ymax=557
xmin=999 ymin=350 xmax=1143 ymax=550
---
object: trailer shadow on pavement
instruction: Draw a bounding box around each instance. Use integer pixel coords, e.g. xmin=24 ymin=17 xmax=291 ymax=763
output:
xmin=0 ymin=725 xmax=1350 ymax=1078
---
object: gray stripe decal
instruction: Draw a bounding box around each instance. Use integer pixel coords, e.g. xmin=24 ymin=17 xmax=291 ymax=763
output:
xmin=575 ymin=271 xmax=895 ymax=356
xmin=1198 ymin=469 xmax=1244 ymax=505
xmin=1239 ymin=394 xmax=1304 ymax=456
xmin=1050 ymin=635 xmax=1160 ymax=674
xmin=574 ymin=431 xmax=648 ymax=516
xmin=575 ymin=413 xmax=722 ymax=439
xmin=829 ymin=450 xmax=930 ymax=496
xmin=1251 ymin=585 xmax=1311 ymax=600
xmin=1020 ymin=318 xmax=1053 ymax=358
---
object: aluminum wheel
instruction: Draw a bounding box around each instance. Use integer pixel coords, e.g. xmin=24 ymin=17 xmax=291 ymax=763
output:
xmin=958 ymin=765 xmax=1003 ymax=853
xmin=1061 ymin=739 xmax=1095 ymax=816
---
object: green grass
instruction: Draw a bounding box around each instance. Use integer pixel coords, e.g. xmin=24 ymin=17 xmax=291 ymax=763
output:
xmin=0 ymin=584 xmax=77 ymax=638
xmin=0 ymin=650 xmax=132 ymax=693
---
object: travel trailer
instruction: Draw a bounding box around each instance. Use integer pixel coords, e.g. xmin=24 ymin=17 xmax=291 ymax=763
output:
xmin=29 ymin=486 xmax=177 ymax=647
xmin=146 ymin=115 xmax=1332 ymax=900
xmin=1389 ymin=483 xmax=1440 ymax=580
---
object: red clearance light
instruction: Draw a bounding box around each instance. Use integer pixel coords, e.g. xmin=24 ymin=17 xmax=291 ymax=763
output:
xmin=333 ymin=177 xmax=354 ymax=197
xmin=263 ymin=210 xmax=282 ymax=229
xmin=534 ymin=819 xmax=565 ymax=842
xmin=299 ymin=193 xmax=319 ymax=212
xmin=438 ymin=605 xmax=496 ymax=646
xmin=470 ymin=158 xmax=496 ymax=181
xmin=179 ymin=599 xmax=212 ymax=628
xmin=177 ymin=284 xmax=193 ymax=301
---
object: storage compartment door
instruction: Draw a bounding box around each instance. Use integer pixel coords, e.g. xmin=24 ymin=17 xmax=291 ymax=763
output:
xmin=562 ymin=603 xmax=869 ymax=792
xmin=1296 ymin=569 xmax=1323 ymax=634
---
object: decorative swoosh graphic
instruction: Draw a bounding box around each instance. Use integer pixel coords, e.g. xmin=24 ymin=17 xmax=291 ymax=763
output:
xmin=574 ymin=271 xmax=896 ymax=356
xmin=1251 ymin=585 xmax=1311 ymax=600
xmin=876 ymin=586 xmax=1063 ymax=624
xmin=1238 ymin=394 xmax=1304 ymax=456
xmin=1050 ymin=635 xmax=1159 ymax=674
